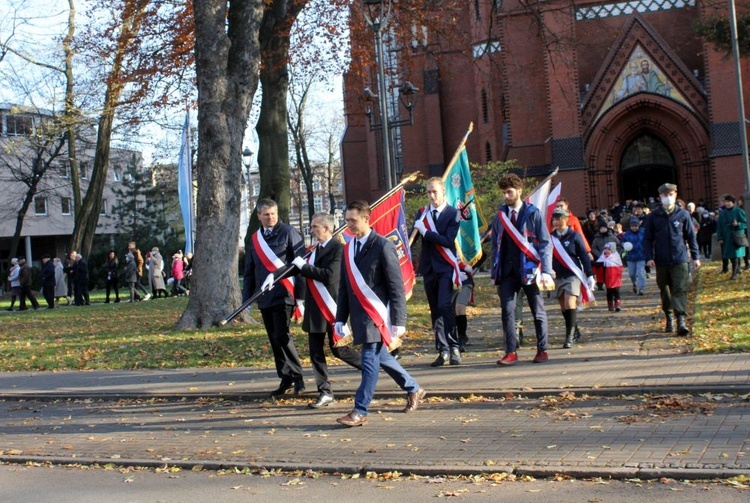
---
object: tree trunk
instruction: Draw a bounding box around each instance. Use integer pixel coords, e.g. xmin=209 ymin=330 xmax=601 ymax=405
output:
xmin=244 ymin=0 xmax=308 ymax=251
xmin=177 ymin=0 xmax=264 ymax=329
xmin=64 ymin=0 xmax=82 ymax=217
xmin=69 ymin=0 xmax=148 ymax=258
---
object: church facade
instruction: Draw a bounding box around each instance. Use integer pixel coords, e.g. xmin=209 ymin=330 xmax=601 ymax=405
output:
xmin=340 ymin=0 xmax=750 ymax=214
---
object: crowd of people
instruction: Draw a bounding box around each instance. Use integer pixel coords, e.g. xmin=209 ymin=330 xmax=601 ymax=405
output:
xmin=4 ymin=243 xmax=193 ymax=311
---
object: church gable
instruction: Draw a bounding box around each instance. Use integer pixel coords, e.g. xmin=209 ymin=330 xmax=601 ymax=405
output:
xmin=581 ymin=14 xmax=707 ymax=132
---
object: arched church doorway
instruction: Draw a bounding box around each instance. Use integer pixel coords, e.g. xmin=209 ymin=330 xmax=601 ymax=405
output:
xmin=620 ymin=134 xmax=676 ymax=202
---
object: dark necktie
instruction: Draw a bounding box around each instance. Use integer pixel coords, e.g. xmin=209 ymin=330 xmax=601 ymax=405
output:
xmin=510 ymin=209 xmax=517 ymax=226
xmin=264 ymin=228 xmax=271 ymax=237
xmin=354 ymin=240 xmax=361 ymax=258
xmin=432 ymin=209 xmax=438 ymax=223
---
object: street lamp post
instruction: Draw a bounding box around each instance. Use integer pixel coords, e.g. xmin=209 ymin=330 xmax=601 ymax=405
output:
xmin=728 ymin=0 xmax=750 ymax=204
xmin=242 ymin=147 xmax=254 ymax=217
xmin=363 ymin=0 xmax=395 ymax=189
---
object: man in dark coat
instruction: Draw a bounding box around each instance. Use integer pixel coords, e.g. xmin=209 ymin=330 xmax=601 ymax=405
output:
xmin=413 ymin=177 xmax=462 ymax=366
xmin=17 ymin=257 xmax=40 ymax=311
xmin=287 ymin=212 xmax=362 ymax=409
xmin=72 ymin=253 xmax=90 ymax=306
xmin=334 ymin=200 xmax=425 ymax=427
xmin=40 ymin=254 xmax=56 ymax=309
xmin=243 ymin=199 xmax=306 ymax=397
xmin=643 ymin=183 xmax=701 ymax=335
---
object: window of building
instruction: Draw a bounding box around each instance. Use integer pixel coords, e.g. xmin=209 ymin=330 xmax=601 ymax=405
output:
xmin=481 ymin=89 xmax=489 ymax=124
xmin=61 ymin=197 xmax=72 ymax=215
xmin=113 ymin=166 xmax=121 ymax=182
xmin=34 ymin=196 xmax=48 ymax=216
xmin=251 ymin=181 xmax=259 ymax=196
xmin=313 ymin=178 xmax=321 ymax=191
xmin=80 ymin=161 xmax=89 ymax=179
xmin=5 ymin=114 xmax=34 ymax=136
xmin=472 ymin=40 xmax=501 ymax=59
xmin=100 ymin=199 xmax=107 ymax=215
xmin=314 ymin=195 xmax=324 ymax=212
xmin=485 ymin=142 xmax=493 ymax=163
xmin=621 ymin=134 xmax=674 ymax=169
xmin=58 ymin=162 xmax=70 ymax=178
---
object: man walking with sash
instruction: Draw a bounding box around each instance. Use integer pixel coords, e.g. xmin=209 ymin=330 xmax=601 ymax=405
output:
xmin=243 ymin=199 xmax=306 ymax=397
xmin=335 ymin=201 xmax=425 ymax=427
xmin=413 ymin=177 xmax=462 ymax=366
xmin=286 ymin=212 xmax=363 ymax=409
xmin=490 ymin=174 xmax=555 ymax=365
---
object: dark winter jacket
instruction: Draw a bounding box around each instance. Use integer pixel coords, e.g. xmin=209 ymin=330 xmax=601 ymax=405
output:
xmin=620 ymin=228 xmax=647 ymax=262
xmin=642 ymin=205 xmax=700 ymax=266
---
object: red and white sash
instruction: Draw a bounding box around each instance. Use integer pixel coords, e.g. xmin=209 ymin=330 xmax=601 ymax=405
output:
xmin=343 ymin=239 xmax=393 ymax=347
xmin=305 ymin=247 xmax=342 ymax=342
xmin=497 ymin=209 xmax=542 ymax=264
xmin=551 ymin=234 xmax=595 ymax=305
xmin=252 ymin=230 xmax=302 ymax=318
xmin=420 ymin=206 xmax=461 ymax=286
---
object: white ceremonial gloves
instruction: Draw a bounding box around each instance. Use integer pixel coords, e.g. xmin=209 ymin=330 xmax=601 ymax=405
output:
xmin=539 ymin=272 xmax=555 ymax=291
xmin=391 ymin=326 xmax=406 ymax=337
xmin=292 ymin=256 xmax=306 ymax=269
xmin=464 ymin=265 xmax=474 ymax=275
xmin=295 ymin=299 xmax=304 ymax=318
xmin=261 ymin=273 xmax=275 ymax=292
xmin=334 ymin=322 xmax=347 ymax=338
xmin=414 ymin=220 xmax=427 ymax=236
xmin=587 ymin=275 xmax=596 ymax=290
xmin=459 ymin=271 xmax=468 ymax=283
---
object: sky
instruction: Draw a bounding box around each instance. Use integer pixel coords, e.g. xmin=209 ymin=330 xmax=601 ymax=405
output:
xmin=0 ymin=0 xmax=346 ymax=167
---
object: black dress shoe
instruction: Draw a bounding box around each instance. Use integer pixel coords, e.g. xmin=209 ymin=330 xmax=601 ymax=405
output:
xmin=308 ymin=393 xmax=334 ymax=409
xmin=449 ymin=348 xmax=461 ymax=365
xmin=337 ymin=410 xmax=367 ymax=427
xmin=293 ymin=379 xmax=306 ymax=395
xmin=430 ymin=353 xmax=448 ymax=367
xmin=269 ymin=380 xmax=293 ymax=397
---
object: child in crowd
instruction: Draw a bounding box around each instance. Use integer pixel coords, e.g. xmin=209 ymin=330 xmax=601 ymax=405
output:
xmin=598 ymin=243 xmax=623 ymax=312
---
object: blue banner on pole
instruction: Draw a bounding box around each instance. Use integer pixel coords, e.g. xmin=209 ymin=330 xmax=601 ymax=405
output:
xmin=177 ymin=113 xmax=194 ymax=255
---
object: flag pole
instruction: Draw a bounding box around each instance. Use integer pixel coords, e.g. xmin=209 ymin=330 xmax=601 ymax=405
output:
xmin=408 ymin=123 xmax=474 ymax=246
xmin=220 ymin=171 xmax=420 ymax=325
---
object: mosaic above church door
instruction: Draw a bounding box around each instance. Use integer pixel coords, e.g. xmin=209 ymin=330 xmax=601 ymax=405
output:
xmin=600 ymin=45 xmax=690 ymax=117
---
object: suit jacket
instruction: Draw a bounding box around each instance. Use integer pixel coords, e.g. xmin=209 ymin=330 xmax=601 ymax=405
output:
xmin=489 ymin=202 xmax=553 ymax=284
xmin=415 ymin=205 xmax=460 ymax=276
xmin=295 ymin=239 xmax=343 ymax=333
xmin=336 ymin=231 xmax=407 ymax=345
xmin=41 ymin=260 xmax=56 ymax=288
xmin=242 ymin=221 xmax=305 ymax=309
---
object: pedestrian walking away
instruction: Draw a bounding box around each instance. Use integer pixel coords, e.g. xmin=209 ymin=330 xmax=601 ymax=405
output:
xmin=334 ymin=200 xmax=425 ymax=427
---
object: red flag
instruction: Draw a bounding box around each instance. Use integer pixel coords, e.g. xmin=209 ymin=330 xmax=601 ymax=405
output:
xmin=344 ymin=188 xmax=416 ymax=299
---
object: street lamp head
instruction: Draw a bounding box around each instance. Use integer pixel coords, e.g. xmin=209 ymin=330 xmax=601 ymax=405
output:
xmin=242 ymin=147 xmax=254 ymax=159
xmin=399 ymin=81 xmax=419 ymax=96
xmin=363 ymin=87 xmax=378 ymax=100
xmin=363 ymin=0 xmax=391 ymax=29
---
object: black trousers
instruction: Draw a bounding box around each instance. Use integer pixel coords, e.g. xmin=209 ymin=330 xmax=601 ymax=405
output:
xmin=19 ymin=285 xmax=40 ymax=310
xmin=260 ymin=304 xmax=304 ymax=383
xmin=42 ymin=284 xmax=55 ymax=308
xmin=308 ymin=329 xmax=362 ymax=394
xmin=424 ymin=271 xmax=458 ymax=352
xmin=106 ymin=277 xmax=120 ymax=301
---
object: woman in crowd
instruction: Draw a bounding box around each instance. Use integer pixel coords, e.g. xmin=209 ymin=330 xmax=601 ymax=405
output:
xmin=717 ymin=194 xmax=747 ymax=280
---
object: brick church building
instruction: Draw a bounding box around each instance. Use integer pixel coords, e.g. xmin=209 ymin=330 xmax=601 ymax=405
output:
xmin=341 ymin=0 xmax=750 ymax=214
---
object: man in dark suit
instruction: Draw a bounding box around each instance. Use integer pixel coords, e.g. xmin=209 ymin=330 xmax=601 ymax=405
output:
xmin=413 ymin=177 xmax=462 ymax=366
xmin=287 ymin=212 xmax=362 ymax=409
xmin=73 ymin=253 xmax=90 ymax=306
xmin=334 ymin=201 xmax=426 ymax=427
xmin=490 ymin=174 xmax=555 ymax=365
xmin=243 ymin=198 xmax=306 ymax=397
xmin=40 ymin=254 xmax=56 ymax=309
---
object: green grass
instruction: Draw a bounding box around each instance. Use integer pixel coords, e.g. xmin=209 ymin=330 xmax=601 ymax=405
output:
xmin=691 ymin=261 xmax=750 ymax=352
xmin=0 ymin=284 xmax=437 ymax=372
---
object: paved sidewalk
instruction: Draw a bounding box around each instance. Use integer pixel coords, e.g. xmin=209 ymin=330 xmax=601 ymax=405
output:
xmin=1 ymin=286 xmax=749 ymax=479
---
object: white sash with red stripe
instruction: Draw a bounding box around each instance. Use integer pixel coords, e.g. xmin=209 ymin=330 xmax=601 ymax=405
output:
xmin=343 ymin=239 xmax=393 ymax=347
xmin=252 ymin=230 xmax=302 ymax=318
xmin=305 ymin=247 xmax=339 ymax=333
xmin=497 ymin=209 xmax=541 ymax=264
xmin=420 ymin=206 xmax=461 ymax=286
xmin=551 ymin=235 xmax=595 ymax=305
